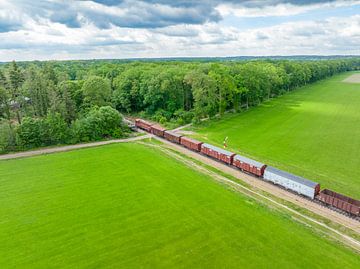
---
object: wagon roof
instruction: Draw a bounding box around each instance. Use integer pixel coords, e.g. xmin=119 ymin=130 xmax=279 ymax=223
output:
xmin=181 ymin=136 xmax=202 ymax=144
xmin=136 ymin=119 xmax=153 ymax=125
xmin=164 ymin=131 xmax=183 ymax=138
xmin=234 ymin=154 xmax=265 ymax=168
xmin=202 ymin=143 xmax=235 ymax=156
xmin=151 ymin=125 xmax=166 ymax=131
xmin=265 ymin=166 xmax=319 ymax=188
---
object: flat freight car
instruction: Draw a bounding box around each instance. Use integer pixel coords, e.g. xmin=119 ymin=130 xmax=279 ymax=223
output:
xmin=135 ymin=119 xmax=153 ymax=132
xmin=201 ymin=143 xmax=236 ymax=165
xmin=316 ymin=189 xmax=360 ymax=216
xmin=263 ymin=166 xmax=320 ymax=199
xmin=151 ymin=125 xmax=166 ymax=137
xmin=164 ymin=131 xmax=183 ymax=144
xmin=180 ymin=137 xmax=203 ymax=152
xmin=233 ymin=155 xmax=267 ymax=177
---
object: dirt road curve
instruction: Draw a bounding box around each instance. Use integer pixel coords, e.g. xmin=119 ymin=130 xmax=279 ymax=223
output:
xmin=154 ymin=136 xmax=360 ymax=235
xmin=0 ymin=135 xmax=151 ymax=160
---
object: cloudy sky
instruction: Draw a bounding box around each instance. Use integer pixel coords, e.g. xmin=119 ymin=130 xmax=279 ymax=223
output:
xmin=0 ymin=0 xmax=359 ymax=61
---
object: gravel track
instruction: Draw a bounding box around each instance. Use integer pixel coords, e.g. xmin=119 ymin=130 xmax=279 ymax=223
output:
xmin=0 ymin=135 xmax=151 ymax=160
xmin=146 ymin=137 xmax=360 ymax=252
xmin=152 ymin=136 xmax=360 ymax=234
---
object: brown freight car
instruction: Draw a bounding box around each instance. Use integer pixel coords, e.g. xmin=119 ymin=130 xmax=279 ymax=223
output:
xmin=135 ymin=119 xmax=153 ymax=132
xmin=316 ymin=189 xmax=360 ymax=216
xmin=151 ymin=125 xmax=166 ymax=137
xmin=180 ymin=137 xmax=203 ymax=152
xmin=201 ymin=143 xmax=236 ymax=165
xmin=164 ymin=131 xmax=183 ymax=144
xmin=233 ymin=154 xmax=267 ymax=177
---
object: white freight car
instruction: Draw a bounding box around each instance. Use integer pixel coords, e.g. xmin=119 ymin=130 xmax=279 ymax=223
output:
xmin=263 ymin=166 xmax=320 ymax=199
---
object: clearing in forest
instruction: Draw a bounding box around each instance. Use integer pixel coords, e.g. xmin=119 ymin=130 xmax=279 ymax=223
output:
xmin=189 ymin=72 xmax=360 ymax=199
xmin=0 ymin=143 xmax=359 ymax=268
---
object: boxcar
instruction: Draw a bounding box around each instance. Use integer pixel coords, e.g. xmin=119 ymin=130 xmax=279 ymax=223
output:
xmin=316 ymin=189 xmax=360 ymax=216
xmin=135 ymin=119 xmax=153 ymax=132
xmin=151 ymin=125 xmax=166 ymax=137
xmin=233 ymin=155 xmax=267 ymax=177
xmin=200 ymin=143 xmax=236 ymax=165
xmin=180 ymin=137 xmax=203 ymax=152
xmin=263 ymin=166 xmax=320 ymax=199
xmin=164 ymin=131 xmax=183 ymax=144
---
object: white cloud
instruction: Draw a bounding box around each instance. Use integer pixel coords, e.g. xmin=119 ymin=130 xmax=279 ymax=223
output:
xmin=216 ymin=0 xmax=360 ymax=17
xmin=0 ymin=1 xmax=359 ymax=60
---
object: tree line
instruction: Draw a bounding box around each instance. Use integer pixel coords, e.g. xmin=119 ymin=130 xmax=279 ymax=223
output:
xmin=0 ymin=58 xmax=359 ymax=153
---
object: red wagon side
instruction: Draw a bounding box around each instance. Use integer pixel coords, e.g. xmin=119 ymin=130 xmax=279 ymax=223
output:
xmin=135 ymin=119 xmax=153 ymax=132
xmin=151 ymin=125 xmax=166 ymax=137
xmin=233 ymin=154 xmax=267 ymax=177
xmin=164 ymin=131 xmax=183 ymax=144
xmin=316 ymin=189 xmax=360 ymax=216
xmin=200 ymin=143 xmax=235 ymax=165
xmin=180 ymin=137 xmax=203 ymax=152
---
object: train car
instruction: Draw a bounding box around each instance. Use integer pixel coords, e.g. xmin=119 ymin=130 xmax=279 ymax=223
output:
xmin=200 ymin=143 xmax=236 ymax=165
xmin=233 ymin=155 xmax=267 ymax=177
xmin=316 ymin=189 xmax=360 ymax=216
xmin=180 ymin=137 xmax=203 ymax=152
xmin=164 ymin=131 xmax=183 ymax=144
xmin=151 ymin=125 xmax=166 ymax=137
xmin=135 ymin=119 xmax=153 ymax=132
xmin=263 ymin=166 xmax=320 ymax=199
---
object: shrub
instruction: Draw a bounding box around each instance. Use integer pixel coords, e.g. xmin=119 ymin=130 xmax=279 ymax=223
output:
xmin=71 ymin=106 xmax=124 ymax=142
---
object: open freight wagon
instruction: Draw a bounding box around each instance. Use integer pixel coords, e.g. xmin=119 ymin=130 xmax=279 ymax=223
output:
xmin=317 ymin=189 xmax=360 ymax=216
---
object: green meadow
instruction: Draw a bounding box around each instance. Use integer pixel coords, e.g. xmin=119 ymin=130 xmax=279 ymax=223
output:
xmin=190 ymin=73 xmax=360 ymax=199
xmin=0 ymin=143 xmax=359 ymax=268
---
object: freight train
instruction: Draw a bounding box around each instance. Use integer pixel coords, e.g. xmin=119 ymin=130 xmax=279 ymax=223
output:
xmin=135 ymin=119 xmax=360 ymax=217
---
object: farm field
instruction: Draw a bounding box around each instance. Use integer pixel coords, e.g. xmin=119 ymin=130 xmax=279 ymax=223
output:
xmin=189 ymin=72 xmax=360 ymax=199
xmin=0 ymin=143 xmax=359 ymax=268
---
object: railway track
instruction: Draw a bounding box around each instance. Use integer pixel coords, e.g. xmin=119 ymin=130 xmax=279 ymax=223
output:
xmin=151 ymin=135 xmax=360 ymax=234
xmin=142 ymin=138 xmax=360 ymax=252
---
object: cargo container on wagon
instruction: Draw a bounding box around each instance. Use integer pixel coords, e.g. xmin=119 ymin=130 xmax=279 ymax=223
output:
xmin=151 ymin=125 xmax=166 ymax=137
xmin=164 ymin=131 xmax=183 ymax=144
xmin=135 ymin=119 xmax=153 ymax=132
xmin=233 ymin=155 xmax=267 ymax=177
xmin=263 ymin=166 xmax=320 ymax=199
xmin=316 ymin=189 xmax=360 ymax=216
xmin=200 ymin=143 xmax=236 ymax=165
xmin=180 ymin=137 xmax=203 ymax=152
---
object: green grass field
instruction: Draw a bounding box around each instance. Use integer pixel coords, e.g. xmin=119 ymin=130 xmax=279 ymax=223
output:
xmin=0 ymin=143 xmax=359 ymax=268
xmin=190 ymin=72 xmax=360 ymax=199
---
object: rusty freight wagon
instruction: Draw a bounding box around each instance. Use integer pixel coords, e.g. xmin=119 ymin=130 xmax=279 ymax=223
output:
xmin=180 ymin=137 xmax=203 ymax=152
xmin=233 ymin=155 xmax=267 ymax=177
xmin=151 ymin=125 xmax=166 ymax=137
xmin=200 ymin=143 xmax=236 ymax=165
xmin=135 ymin=119 xmax=153 ymax=132
xmin=316 ymin=189 xmax=360 ymax=216
xmin=164 ymin=131 xmax=183 ymax=144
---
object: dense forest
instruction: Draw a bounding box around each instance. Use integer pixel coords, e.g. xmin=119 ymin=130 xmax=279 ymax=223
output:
xmin=0 ymin=58 xmax=359 ymax=153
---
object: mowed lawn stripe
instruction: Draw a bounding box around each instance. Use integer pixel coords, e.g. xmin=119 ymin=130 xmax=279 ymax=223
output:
xmin=0 ymin=143 xmax=359 ymax=268
xmin=190 ymin=72 xmax=360 ymax=199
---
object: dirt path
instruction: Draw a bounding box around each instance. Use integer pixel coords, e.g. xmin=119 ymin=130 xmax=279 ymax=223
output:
xmin=343 ymin=73 xmax=360 ymax=83
xmin=0 ymin=135 xmax=151 ymax=161
xmin=144 ymin=140 xmax=360 ymax=252
xmin=153 ymin=136 xmax=360 ymax=234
